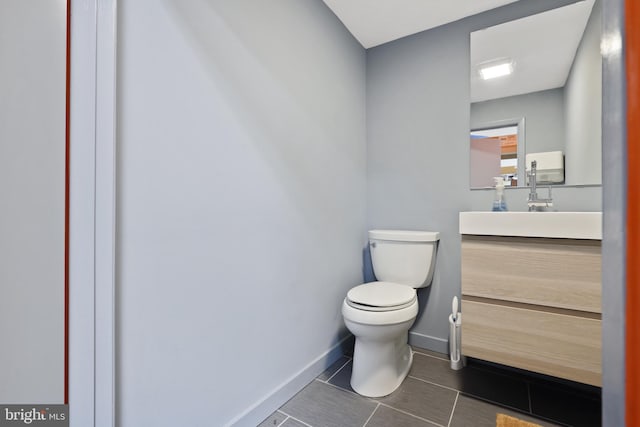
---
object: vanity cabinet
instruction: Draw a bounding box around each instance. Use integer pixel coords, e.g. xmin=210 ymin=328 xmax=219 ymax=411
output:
xmin=459 ymin=212 xmax=602 ymax=387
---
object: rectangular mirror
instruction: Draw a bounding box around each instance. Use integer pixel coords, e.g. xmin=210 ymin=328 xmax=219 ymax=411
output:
xmin=469 ymin=0 xmax=601 ymax=189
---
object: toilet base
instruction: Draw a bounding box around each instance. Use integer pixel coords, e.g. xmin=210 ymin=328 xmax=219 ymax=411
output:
xmin=348 ymin=320 xmax=415 ymax=397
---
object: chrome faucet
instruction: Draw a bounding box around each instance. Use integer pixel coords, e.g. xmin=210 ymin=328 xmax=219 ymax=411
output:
xmin=527 ymin=160 xmax=553 ymax=211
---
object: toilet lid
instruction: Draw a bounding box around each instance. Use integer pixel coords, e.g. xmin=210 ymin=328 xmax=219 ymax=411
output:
xmin=347 ymin=282 xmax=416 ymax=311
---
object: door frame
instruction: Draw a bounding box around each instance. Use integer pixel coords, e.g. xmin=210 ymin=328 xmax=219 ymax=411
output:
xmin=68 ymin=1 xmax=117 ymax=426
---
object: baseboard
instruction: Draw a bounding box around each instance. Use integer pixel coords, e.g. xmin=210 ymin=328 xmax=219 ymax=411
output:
xmin=409 ymin=331 xmax=449 ymax=354
xmin=227 ymin=335 xmax=352 ymax=427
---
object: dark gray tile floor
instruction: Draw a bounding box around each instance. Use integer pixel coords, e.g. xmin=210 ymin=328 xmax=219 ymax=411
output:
xmin=259 ymin=346 xmax=601 ymax=427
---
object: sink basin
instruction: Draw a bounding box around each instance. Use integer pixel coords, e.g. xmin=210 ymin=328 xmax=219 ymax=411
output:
xmin=459 ymin=212 xmax=602 ymax=240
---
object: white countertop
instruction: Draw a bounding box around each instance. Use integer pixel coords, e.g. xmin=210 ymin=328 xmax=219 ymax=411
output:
xmin=459 ymin=211 xmax=602 ymax=240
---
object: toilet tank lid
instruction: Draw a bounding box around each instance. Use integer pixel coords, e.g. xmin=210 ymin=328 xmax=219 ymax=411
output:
xmin=369 ymin=230 xmax=440 ymax=242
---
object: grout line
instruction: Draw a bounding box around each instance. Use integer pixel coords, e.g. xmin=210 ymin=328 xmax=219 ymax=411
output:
xmin=284 ymin=354 xmax=582 ymax=427
xmin=407 ymin=375 xmax=460 ymax=393
xmin=408 ymin=374 xmax=538 ymax=419
xmin=314 ymin=378 xmax=557 ymax=427
xmin=411 ymin=349 xmax=450 ymax=362
xmin=287 ymin=415 xmax=313 ymax=427
xmin=319 ymin=377 xmax=445 ymax=426
xmin=318 ymin=367 xmax=541 ymax=426
xmin=378 ymin=402 xmax=444 ymax=426
xmin=277 ymin=410 xmax=313 ymax=427
xmin=272 ymin=410 xmax=291 ymax=425
xmin=447 ymin=392 xmax=460 ymax=427
xmin=376 ymin=403 xmax=445 ymax=427
xmin=361 ymin=402 xmax=380 ymax=427
xmin=458 ymin=393 xmax=533 ymax=416
xmin=316 ymin=378 xmax=374 ymax=402
xmin=324 ymin=358 xmax=352 ymax=383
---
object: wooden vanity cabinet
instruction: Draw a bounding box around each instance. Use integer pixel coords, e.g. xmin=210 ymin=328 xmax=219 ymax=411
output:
xmin=461 ymin=235 xmax=602 ymax=386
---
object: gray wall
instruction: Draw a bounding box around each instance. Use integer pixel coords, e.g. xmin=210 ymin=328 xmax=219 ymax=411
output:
xmin=366 ymin=0 xmax=600 ymax=351
xmin=565 ymin=0 xmax=603 ymax=185
xmin=116 ymin=1 xmax=366 ymax=425
xmin=366 ymin=21 xmax=470 ymax=351
xmin=0 ymin=0 xmax=66 ymax=403
xmin=471 ymin=88 xmax=566 ymax=155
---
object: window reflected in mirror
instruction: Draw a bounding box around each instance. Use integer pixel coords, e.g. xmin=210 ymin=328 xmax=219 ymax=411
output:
xmin=470 ymin=125 xmax=519 ymax=188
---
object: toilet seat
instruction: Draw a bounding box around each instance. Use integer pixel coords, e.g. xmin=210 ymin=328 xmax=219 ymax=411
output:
xmin=346 ymin=281 xmax=416 ymax=312
xmin=342 ymin=297 xmax=418 ymax=326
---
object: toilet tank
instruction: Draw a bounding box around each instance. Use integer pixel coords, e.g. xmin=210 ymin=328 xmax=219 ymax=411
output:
xmin=369 ymin=230 xmax=440 ymax=288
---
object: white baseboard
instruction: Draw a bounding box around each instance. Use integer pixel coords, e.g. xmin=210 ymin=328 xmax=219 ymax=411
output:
xmin=228 ymin=335 xmax=352 ymax=427
xmin=409 ymin=331 xmax=449 ymax=354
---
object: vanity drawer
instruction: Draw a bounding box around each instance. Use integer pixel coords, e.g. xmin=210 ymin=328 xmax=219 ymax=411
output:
xmin=461 ymin=300 xmax=601 ymax=386
xmin=461 ymin=236 xmax=601 ymax=313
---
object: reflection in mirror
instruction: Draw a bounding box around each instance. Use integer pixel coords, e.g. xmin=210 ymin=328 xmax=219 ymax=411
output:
xmin=469 ymin=0 xmax=601 ymax=189
xmin=470 ymin=120 xmax=523 ymax=187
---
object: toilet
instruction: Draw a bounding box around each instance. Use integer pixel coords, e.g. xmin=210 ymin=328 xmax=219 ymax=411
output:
xmin=342 ymin=229 xmax=439 ymax=397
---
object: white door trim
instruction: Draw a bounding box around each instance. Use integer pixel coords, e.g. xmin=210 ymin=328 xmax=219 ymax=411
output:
xmin=68 ymin=1 xmax=117 ymax=426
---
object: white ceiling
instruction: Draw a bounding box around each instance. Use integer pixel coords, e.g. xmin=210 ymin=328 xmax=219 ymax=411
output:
xmin=321 ymin=0 xmax=519 ymax=48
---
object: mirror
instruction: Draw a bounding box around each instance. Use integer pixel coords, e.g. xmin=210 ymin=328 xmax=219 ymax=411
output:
xmin=469 ymin=0 xmax=601 ymax=189
xmin=0 ymin=0 xmax=68 ymax=404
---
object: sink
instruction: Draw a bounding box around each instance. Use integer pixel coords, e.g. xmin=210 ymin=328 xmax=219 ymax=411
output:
xmin=459 ymin=212 xmax=602 ymax=240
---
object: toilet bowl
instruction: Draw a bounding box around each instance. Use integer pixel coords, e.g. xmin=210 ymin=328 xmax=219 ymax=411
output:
xmin=342 ymin=230 xmax=439 ymax=397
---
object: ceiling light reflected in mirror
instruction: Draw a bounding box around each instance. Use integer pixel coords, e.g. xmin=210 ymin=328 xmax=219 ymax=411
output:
xmin=478 ymin=59 xmax=514 ymax=80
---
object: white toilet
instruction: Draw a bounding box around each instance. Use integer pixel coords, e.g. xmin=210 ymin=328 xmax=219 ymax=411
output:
xmin=342 ymin=229 xmax=439 ymax=397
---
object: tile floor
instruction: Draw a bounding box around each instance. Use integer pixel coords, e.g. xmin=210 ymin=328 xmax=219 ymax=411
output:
xmin=259 ymin=346 xmax=601 ymax=427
